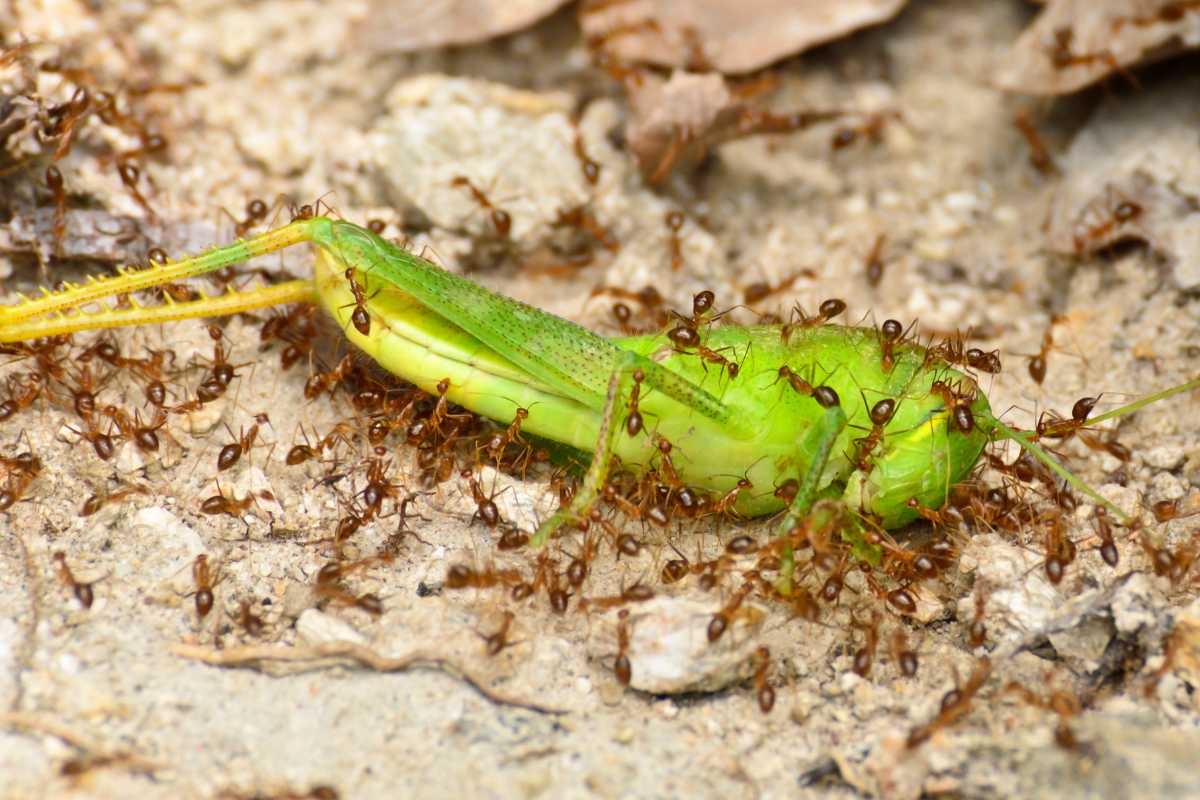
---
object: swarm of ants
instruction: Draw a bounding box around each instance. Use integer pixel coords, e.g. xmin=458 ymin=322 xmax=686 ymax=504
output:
xmin=2 ymin=34 xmax=1198 ymax=776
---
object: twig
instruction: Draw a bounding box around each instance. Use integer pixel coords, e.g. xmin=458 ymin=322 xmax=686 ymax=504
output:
xmin=171 ymin=640 xmax=567 ymax=715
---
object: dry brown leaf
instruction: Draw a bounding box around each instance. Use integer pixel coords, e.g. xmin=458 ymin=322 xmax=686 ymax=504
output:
xmin=352 ymin=0 xmax=572 ymax=54
xmin=994 ymin=0 xmax=1200 ymax=95
xmin=625 ymin=70 xmax=851 ymax=182
xmin=579 ymin=0 xmax=908 ymax=74
xmin=1045 ymin=76 xmax=1200 ymax=288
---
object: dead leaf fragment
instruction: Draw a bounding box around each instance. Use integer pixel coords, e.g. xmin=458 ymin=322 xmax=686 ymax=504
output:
xmin=995 ymin=0 xmax=1200 ymax=95
xmin=1045 ymin=76 xmax=1200 ymax=287
xmin=353 ymin=0 xmax=572 ymax=54
xmin=625 ymin=70 xmax=849 ymax=182
xmin=579 ymin=0 xmax=908 ymax=74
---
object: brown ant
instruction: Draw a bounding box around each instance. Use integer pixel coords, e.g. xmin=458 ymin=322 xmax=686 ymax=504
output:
xmin=46 ymin=86 xmax=93 ymax=160
xmin=1091 ymin=507 xmax=1120 ymax=568
xmin=931 ymin=335 xmax=1001 ymax=375
xmin=573 ymin=125 xmax=601 ymax=184
xmin=450 ymin=175 xmax=511 ymax=236
xmin=906 ymin=657 xmax=992 ymax=749
xmin=200 ymin=483 xmax=255 ymax=517
xmin=342 ymin=268 xmax=374 ymax=336
xmin=233 ymin=198 xmax=270 ymax=237
xmin=564 ymin=532 xmax=601 ymax=589
xmin=711 ymin=477 xmax=752 ymax=518
xmin=314 ymin=557 xmax=389 ymax=616
xmin=1152 ymin=496 xmax=1200 ymax=524
xmin=61 ymin=363 xmax=106 ymax=420
xmin=651 ymin=435 xmax=684 ymax=490
xmin=1072 ymin=188 xmax=1144 ymax=254
xmin=707 ymin=573 xmax=759 ymax=642
xmin=667 ymin=289 xmax=716 ymax=339
xmin=444 ymin=563 xmax=522 ymax=591
xmin=1046 ymin=27 xmax=1122 ymax=76
xmin=851 ymin=612 xmax=881 ymax=677
xmin=1040 ymin=513 xmax=1078 ymax=585
xmin=460 ymin=468 xmax=504 ymax=528
xmin=624 ymin=368 xmax=645 ymax=437
xmin=190 ymin=554 xmax=219 ymax=620
xmin=579 ymin=581 xmax=655 ymax=614
xmin=102 ymin=405 xmax=168 ymax=453
xmin=752 ymin=646 xmax=775 ymax=713
xmin=235 ymin=599 xmax=265 ymax=637
xmin=905 ymin=497 xmax=964 ymax=530
xmin=877 ymin=319 xmax=904 ymax=372
xmin=1004 ymin=679 xmax=1082 ymax=750
xmin=864 ymin=233 xmax=887 ymax=287
xmin=890 ymin=628 xmax=919 ymax=677
xmin=1025 ymin=322 xmax=1055 ymax=384
xmin=664 ymin=211 xmax=686 ymax=271
xmin=780 ymin=298 xmax=847 ymax=345
xmin=356 ymin=458 xmax=402 ymax=522
xmin=428 ymin=377 xmax=472 ymax=438
xmin=660 ymin=541 xmax=728 ymax=591
xmin=742 ymin=268 xmax=813 ymax=304
xmin=1114 ymin=1 xmax=1200 ymax=28
xmin=191 ymin=326 xmax=244 ymax=403
xmin=53 ymin=551 xmax=94 ymax=609
xmin=80 ymin=483 xmax=149 ymax=517
xmin=303 ymin=355 xmax=356 ymax=401
xmin=480 ymin=611 xmax=517 ymax=656
xmin=853 ymin=397 xmax=898 ymax=472
xmin=968 ymin=582 xmax=989 ymax=648
xmin=117 ymin=162 xmax=156 ymax=219
xmin=1012 ymin=111 xmax=1057 ymax=176
xmin=1140 ymin=529 xmax=1200 ymax=585
xmin=45 ymin=165 xmax=68 ymax=256
xmin=930 ymin=379 xmax=976 ymax=434
xmin=774 ymin=365 xmax=815 ymax=399
xmin=69 ymin=415 xmax=117 ymax=461
xmin=614 ymin=609 xmax=633 ymax=685
xmin=0 ymin=449 xmax=42 ymax=511
xmin=216 ymin=418 xmax=266 ymax=471
xmin=0 ymin=449 xmax=42 ymax=477
xmin=484 ymin=407 xmax=529 ymax=465
xmin=0 ymin=371 xmax=47 ymax=423
xmin=555 ymin=206 xmax=619 ymax=253
xmin=669 ymin=329 xmax=739 ymax=380
xmin=830 ymin=110 xmax=898 ymax=150
xmin=1034 ymin=395 xmax=1100 ymax=442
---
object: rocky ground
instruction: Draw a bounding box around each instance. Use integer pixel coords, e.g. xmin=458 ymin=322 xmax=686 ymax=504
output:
xmin=0 ymin=2 xmax=1198 ymax=799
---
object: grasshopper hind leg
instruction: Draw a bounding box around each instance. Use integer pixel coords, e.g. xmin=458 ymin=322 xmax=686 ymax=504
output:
xmin=0 ymin=221 xmax=319 ymax=342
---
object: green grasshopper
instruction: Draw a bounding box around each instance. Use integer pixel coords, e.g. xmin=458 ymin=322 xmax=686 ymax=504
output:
xmin=1 ymin=216 xmax=1195 ymax=569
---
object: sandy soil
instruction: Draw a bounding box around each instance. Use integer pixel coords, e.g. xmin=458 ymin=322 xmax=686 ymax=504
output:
xmin=0 ymin=2 xmax=1198 ymax=799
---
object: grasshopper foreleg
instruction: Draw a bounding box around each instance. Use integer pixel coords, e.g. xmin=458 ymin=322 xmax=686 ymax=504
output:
xmin=771 ymin=388 xmax=849 ymax=593
xmin=531 ymin=352 xmax=648 ymax=547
